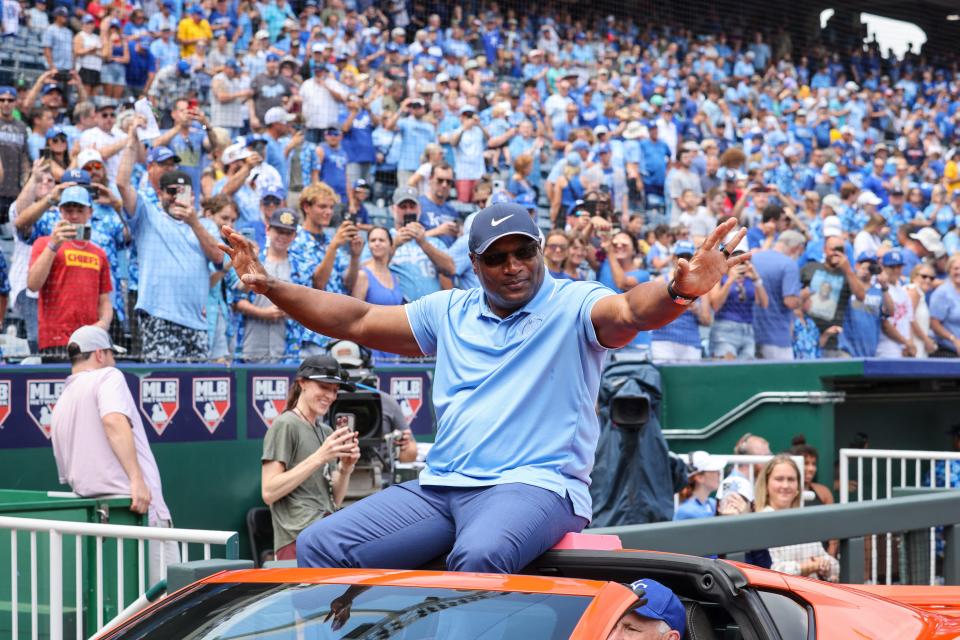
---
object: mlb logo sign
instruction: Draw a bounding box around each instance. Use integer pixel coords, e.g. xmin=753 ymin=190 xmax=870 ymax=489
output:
xmin=390 ymin=377 xmax=422 ymax=424
xmin=27 ymin=379 xmax=64 ymax=439
xmin=252 ymin=376 xmax=288 ymax=429
xmin=139 ymin=378 xmax=180 ymax=436
xmin=0 ymin=380 xmax=10 ymax=429
xmin=192 ymin=377 xmax=231 ymax=434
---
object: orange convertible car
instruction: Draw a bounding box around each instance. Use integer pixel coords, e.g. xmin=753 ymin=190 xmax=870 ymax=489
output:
xmin=97 ymin=548 xmax=960 ymax=639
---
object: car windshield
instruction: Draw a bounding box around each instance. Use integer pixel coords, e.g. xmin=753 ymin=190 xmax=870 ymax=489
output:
xmin=114 ymin=582 xmax=592 ymax=640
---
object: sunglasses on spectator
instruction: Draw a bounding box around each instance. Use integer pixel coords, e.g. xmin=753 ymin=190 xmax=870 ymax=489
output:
xmin=919 ymin=274 xmax=935 ymax=280
xmin=612 ymin=242 xmax=632 ymax=250
xmin=100 ymin=111 xmax=116 ymax=117
xmin=50 ymin=135 xmax=67 ymax=143
xmin=84 ymin=161 xmax=104 ymax=170
xmin=164 ymin=186 xmax=184 ymax=196
xmin=262 ymin=197 xmax=281 ymax=206
xmin=0 ymin=98 xmax=15 ymax=103
xmin=476 ymin=241 xmax=539 ymax=267
xmin=433 ymin=177 xmax=453 ymax=184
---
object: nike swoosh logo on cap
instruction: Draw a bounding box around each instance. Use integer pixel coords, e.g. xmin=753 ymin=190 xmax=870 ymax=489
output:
xmin=491 ymin=215 xmax=514 ymax=227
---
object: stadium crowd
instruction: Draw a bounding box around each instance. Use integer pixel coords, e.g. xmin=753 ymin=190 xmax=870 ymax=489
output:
xmin=0 ymin=0 xmax=959 ymax=363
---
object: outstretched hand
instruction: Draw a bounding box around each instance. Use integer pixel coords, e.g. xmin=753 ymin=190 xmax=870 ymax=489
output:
xmin=671 ymin=218 xmax=752 ymax=299
xmin=219 ymin=225 xmax=270 ymax=294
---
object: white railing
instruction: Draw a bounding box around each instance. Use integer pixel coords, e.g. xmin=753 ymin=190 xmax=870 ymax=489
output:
xmin=673 ymin=454 xmax=806 ymax=511
xmin=839 ymin=448 xmax=960 ymax=586
xmin=1 ymin=515 xmax=238 ymax=640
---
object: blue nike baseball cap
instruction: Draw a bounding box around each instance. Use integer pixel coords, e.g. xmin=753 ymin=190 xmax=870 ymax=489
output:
xmin=629 ymin=579 xmax=686 ymax=636
xmin=468 ymin=203 xmax=541 ymax=254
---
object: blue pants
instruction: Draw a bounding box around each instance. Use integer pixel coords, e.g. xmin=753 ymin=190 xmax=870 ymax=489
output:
xmin=296 ymin=480 xmax=587 ymax=573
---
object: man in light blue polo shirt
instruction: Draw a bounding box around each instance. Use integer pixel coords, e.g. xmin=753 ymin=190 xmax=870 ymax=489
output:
xmin=118 ymin=125 xmax=224 ymax=362
xmin=220 ymin=204 xmax=749 ymax=572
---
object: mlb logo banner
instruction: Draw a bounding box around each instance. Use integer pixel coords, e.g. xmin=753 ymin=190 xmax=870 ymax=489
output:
xmin=27 ymin=379 xmax=65 ymax=439
xmin=0 ymin=380 xmax=10 ymax=429
xmin=252 ymin=376 xmax=289 ymax=430
xmin=192 ymin=377 xmax=231 ymax=434
xmin=139 ymin=377 xmax=180 ymax=436
xmin=390 ymin=377 xmax=423 ymax=424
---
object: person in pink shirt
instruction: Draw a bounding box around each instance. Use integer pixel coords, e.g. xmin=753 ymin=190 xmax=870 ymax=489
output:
xmin=50 ymin=324 xmax=179 ymax=583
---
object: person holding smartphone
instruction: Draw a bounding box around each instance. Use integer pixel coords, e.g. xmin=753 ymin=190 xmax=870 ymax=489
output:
xmin=27 ymin=186 xmax=113 ymax=359
xmin=261 ymin=355 xmax=360 ymax=561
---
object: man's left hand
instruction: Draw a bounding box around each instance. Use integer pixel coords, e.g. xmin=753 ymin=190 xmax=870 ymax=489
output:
xmin=671 ymin=217 xmax=750 ymax=299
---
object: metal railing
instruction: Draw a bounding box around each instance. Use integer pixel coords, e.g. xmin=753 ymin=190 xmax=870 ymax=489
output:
xmin=839 ymin=448 xmax=960 ymax=586
xmin=661 ymin=391 xmax=845 ymax=439
xmin=1 ymin=516 xmax=238 ymax=640
xmin=590 ymin=491 xmax=960 ymax=585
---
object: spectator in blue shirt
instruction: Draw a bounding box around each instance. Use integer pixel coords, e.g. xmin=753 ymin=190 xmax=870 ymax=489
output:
xmin=340 ymin=94 xmax=378 ymax=197
xmin=117 ymin=127 xmax=225 ymax=362
xmin=385 ymin=97 xmax=438 ymax=191
xmin=752 ymin=230 xmax=805 ymax=360
xmin=674 ymin=451 xmax=724 ymax=521
xmin=930 ymin=255 xmax=960 ymax=357
xmin=417 ymin=162 xmax=459 ymax=247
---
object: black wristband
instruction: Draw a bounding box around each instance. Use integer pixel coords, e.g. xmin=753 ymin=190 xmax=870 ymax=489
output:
xmin=667 ymin=279 xmax=697 ymax=305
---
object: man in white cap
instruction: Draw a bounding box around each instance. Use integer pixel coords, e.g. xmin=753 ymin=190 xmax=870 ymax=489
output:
xmin=221 ymin=203 xmax=749 ymax=573
xmin=51 ymin=324 xmax=178 ymax=582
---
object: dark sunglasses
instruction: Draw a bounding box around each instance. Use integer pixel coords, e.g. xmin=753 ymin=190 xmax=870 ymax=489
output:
xmin=164 ymin=186 xmax=183 ymax=196
xmin=100 ymin=112 xmax=116 ymax=118
xmin=50 ymin=135 xmax=67 ymax=143
xmin=477 ymin=241 xmax=539 ymax=267
xmin=919 ymin=274 xmax=935 ymax=280
xmin=262 ymin=196 xmax=282 ymax=206
xmin=433 ymin=177 xmax=453 ymax=184
xmin=0 ymin=98 xmax=15 ymax=103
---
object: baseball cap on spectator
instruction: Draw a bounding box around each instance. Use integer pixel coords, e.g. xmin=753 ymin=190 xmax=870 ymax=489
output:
xmin=159 ymin=170 xmax=192 ymax=189
xmin=329 ymin=340 xmax=366 ymax=368
xmin=255 ymin=29 xmax=269 ymax=40
xmin=221 ymin=142 xmax=252 ymax=166
xmin=822 ymin=215 xmax=843 ymax=238
xmin=225 ymin=59 xmax=241 ymax=72
xmin=822 ymin=194 xmax=842 ymax=211
xmin=353 ymin=178 xmax=370 ymax=190
xmin=565 ymin=152 xmax=582 ymax=168
xmin=622 ymin=121 xmax=645 ymax=140
xmin=628 ymin=579 xmax=686 ymax=637
xmin=40 ymin=83 xmax=61 ymax=96
xmin=673 ymin=240 xmax=696 ymax=258
xmin=436 ymin=72 xmax=449 ymax=84
xmin=260 ymin=185 xmax=286 ymax=203
xmin=571 ymin=140 xmax=590 ymax=152
xmin=567 ymin=199 xmax=587 ymax=216
xmin=0 ymin=86 xmax=16 ymax=99
xmin=188 ymin=5 xmax=202 ymax=15
xmin=45 ymin=125 xmax=67 ymax=140
xmin=821 ymin=162 xmax=839 ymax=178
xmin=392 ymin=186 xmax=419 ymax=206
xmin=52 ymin=6 xmax=67 ymax=16
xmin=391 ymin=27 xmax=405 ymax=36
xmin=268 ymin=207 xmax=299 ymax=231
xmin=857 ymin=191 xmax=882 ymax=207
xmin=77 ymin=148 xmax=104 ymax=168
xmin=295 ymin=355 xmax=354 ymax=389
xmin=176 ymin=60 xmax=191 ymax=75
xmin=687 ymin=451 xmax=725 ymax=477
xmin=68 ymin=325 xmax=126 ymax=354
xmin=856 ymin=251 xmax=878 ymax=264
xmin=266 ymin=53 xmax=281 ymax=63
xmin=469 ymin=203 xmax=541 ymax=254
xmin=717 ymin=474 xmax=755 ymax=502
xmin=311 ymin=42 xmax=326 ymax=53
xmin=593 ymin=124 xmax=609 ymax=136
xmin=81 ymin=14 xmax=94 ymax=23
xmin=459 ymin=104 xmax=476 ymax=116
xmin=597 ymin=143 xmax=612 ymax=154
xmin=264 ymin=107 xmax=295 ymax=125
xmin=882 ymin=250 xmax=904 ymax=267
xmin=59 ymin=185 xmax=92 ymax=207
xmin=782 ymin=145 xmax=799 ymax=158
xmin=146 ymin=145 xmax=180 ymax=165
xmin=464 ymin=59 xmax=479 ymax=70
xmin=61 ymin=168 xmax=91 ymax=184
xmin=889 ymin=186 xmax=905 ymax=196
xmin=910 ymin=227 xmax=946 ymax=256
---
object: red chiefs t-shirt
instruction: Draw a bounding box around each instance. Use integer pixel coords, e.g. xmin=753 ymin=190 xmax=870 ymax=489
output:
xmin=29 ymin=237 xmax=112 ymax=350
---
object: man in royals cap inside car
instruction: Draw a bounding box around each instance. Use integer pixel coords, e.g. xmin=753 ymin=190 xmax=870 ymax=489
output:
xmin=607 ymin=579 xmax=685 ymax=639
xmin=222 ymin=197 xmax=749 ymax=573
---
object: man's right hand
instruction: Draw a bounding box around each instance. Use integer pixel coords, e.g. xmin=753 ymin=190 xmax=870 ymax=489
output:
xmin=129 ymin=476 xmax=152 ymax=514
xmin=219 ymin=225 xmax=270 ymax=293
xmin=331 ymin=219 xmax=358 ymax=249
xmin=50 ymin=219 xmax=77 ymax=249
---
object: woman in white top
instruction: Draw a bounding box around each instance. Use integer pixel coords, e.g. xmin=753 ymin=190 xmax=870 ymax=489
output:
xmin=876 ymin=252 xmax=916 ymax=358
xmin=406 ymin=143 xmax=443 ymax=196
xmin=73 ymin=16 xmax=103 ymax=96
xmin=853 ymin=213 xmax=887 ymax=259
xmin=908 ymin=264 xmax=938 ymax=358
xmin=755 ymin=455 xmax=839 ymax=582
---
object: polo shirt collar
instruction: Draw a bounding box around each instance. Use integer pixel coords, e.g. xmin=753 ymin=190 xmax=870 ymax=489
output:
xmin=477 ymin=269 xmax=557 ymax=321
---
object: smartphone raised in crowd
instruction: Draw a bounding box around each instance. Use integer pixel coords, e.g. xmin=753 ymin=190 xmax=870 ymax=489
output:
xmin=73 ymin=224 xmax=92 ymax=241
xmin=335 ymin=413 xmax=356 ymax=432
xmin=402 ymin=213 xmax=417 ymax=226
xmin=175 ymin=185 xmax=193 ymax=208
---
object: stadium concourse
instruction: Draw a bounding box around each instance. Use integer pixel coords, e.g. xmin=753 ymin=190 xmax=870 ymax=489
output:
xmin=0 ymin=0 xmax=957 ymax=364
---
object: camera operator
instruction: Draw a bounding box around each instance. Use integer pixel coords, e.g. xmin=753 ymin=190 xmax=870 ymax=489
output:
xmin=261 ymin=355 xmax=360 ymax=561
xmin=328 ymin=339 xmax=418 ymax=465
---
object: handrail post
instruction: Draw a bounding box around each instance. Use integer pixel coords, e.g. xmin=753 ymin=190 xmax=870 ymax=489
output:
xmin=944 ymin=525 xmax=960 ymax=586
xmin=840 ymin=537 xmax=864 ymax=584
xmin=49 ymin=529 xmax=62 ymax=640
xmin=839 ymin=449 xmax=849 ymax=504
xmin=224 ymin=533 xmax=240 ymax=560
